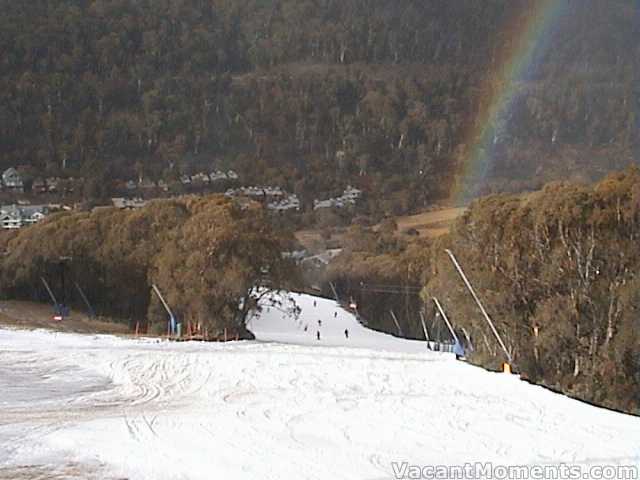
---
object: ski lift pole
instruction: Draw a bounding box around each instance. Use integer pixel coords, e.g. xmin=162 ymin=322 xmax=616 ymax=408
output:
xmin=432 ymin=297 xmax=459 ymax=344
xmin=59 ymin=256 xmax=72 ymax=309
xmin=390 ymin=310 xmax=403 ymax=337
xmin=41 ymin=277 xmax=58 ymax=306
xmin=444 ymin=249 xmax=512 ymax=364
xmin=419 ymin=310 xmax=430 ymax=341
xmin=152 ymin=284 xmax=177 ymax=335
xmin=328 ymin=281 xmax=340 ymax=302
xmin=74 ymin=282 xmax=96 ymax=318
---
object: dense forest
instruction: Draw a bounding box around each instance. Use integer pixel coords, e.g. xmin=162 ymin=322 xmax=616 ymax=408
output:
xmin=1 ymin=0 xmax=638 ymax=211
xmin=0 ymin=196 xmax=297 ymax=336
xmin=428 ymin=170 xmax=640 ymax=413
xmin=328 ymin=169 xmax=640 ymax=414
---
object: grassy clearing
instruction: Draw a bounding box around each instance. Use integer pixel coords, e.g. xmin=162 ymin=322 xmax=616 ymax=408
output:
xmin=0 ymin=300 xmax=130 ymax=335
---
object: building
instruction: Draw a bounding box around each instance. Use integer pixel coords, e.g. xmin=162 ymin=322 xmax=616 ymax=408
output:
xmin=267 ymin=195 xmax=300 ymax=212
xmin=139 ymin=179 xmax=156 ymax=190
xmin=210 ymin=170 xmax=239 ymax=182
xmin=2 ymin=168 xmax=24 ymax=192
xmin=300 ymin=249 xmax=343 ymax=268
xmin=45 ymin=177 xmax=60 ymax=192
xmin=32 ymin=178 xmax=47 ymax=194
xmin=0 ymin=205 xmax=48 ymax=229
xmin=313 ymin=186 xmax=362 ymax=210
xmin=111 ymin=198 xmax=148 ymax=209
xmin=225 ymin=186 xmax=285 ymax=199
xmin=191 ymin=172 xmax=211 ymax=184
xmin=209 ymin=170 xmax=228 ymax=182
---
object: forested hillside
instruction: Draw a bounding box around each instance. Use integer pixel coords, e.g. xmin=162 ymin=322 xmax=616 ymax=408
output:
xmin=429 ymin=169 xmax=640 ymax=413
xmin=1 ymin=0 xmax=637 ymax=210
xmin=0 ymin=196 xmax=297 ymax=335
xmin=329 ymin=169 xmax=640 ymax=414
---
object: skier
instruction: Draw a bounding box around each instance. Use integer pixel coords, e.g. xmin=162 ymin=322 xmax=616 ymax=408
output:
xmin=304 ymin=324 xmax=308 ymax=332
xmin=344 ymin=329 xmax=349 ymax=339
xmin=317 ymin=330 xmax=321 ymax=341
xmin=313 ymin=300 xmax=317 ymax=307
xmin=453 ymin=338 xmax=465 ymax=360
xmin=318 ymin=319 xmax=322 ymax=327
xmin=334 ymin=311 xmax=337 ymax=318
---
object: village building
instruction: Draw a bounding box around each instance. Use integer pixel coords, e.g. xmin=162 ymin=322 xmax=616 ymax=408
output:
xmin=225 ymin=186 xmax=285 ymax=199
xmin=300 ymin=249 xmax=343 ymax=268
xmin=45 ymin=177 xmax=60 ymax=192
xmin=138 ymin=179 xmax=156 ymax=190
xmin=210 ymin=170 xmax=239 ymax=182
xmin=313 ymin=185 xmax=362 ymax=210
xmin=209 ymin=170 xmax=228 ymax=182
xmin=32 ymin=178 xmax=47 ymax=194
xmin=282 ymin=250 xmax=308 ymax=263
xmin=191 ymin=172 xmax=211 ymax=184
xmin=267 ymin=194 xmax=300 ymax=212
xmin=111 ymin=198 xmax=148 ymax=209
xmin=1 ymin=168 xmax=24 ymax=192
xmin=0 ymin=205 xmax=48 ymax=229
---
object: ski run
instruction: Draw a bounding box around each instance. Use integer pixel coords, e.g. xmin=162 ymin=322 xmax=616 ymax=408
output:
xmin=1 ymin=292 xmax=639 ymax=479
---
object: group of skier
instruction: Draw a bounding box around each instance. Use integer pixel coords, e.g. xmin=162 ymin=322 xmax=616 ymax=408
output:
xmin=311 ymin=300 xmax=349 ymax=341
xmin=306 ymin=298 xmax=467 ymax=360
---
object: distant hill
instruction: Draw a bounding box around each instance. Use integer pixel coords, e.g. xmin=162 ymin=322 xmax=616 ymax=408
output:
xmin=1 ymin=0 xmax=637 ymax=212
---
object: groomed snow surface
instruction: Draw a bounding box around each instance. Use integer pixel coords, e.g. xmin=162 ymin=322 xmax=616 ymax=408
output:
xmin=1 ymin=292 xmax=639 ymax=479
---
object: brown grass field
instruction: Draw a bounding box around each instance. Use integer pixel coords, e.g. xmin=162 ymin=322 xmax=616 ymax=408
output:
xmin=0 ymin=300 xmax=130 ymax=335
xmin=392 ymin=207 xmax=466 ymax=238
xmin=295 ymin=207 xmax=466 ymax=252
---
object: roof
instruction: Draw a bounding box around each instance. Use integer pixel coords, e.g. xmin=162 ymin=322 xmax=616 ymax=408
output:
xmin=2 ymin=168 xmax=23 ymax=186
xmin=2 ymin=167 xmax=19 ymax=178
xmin=0 ymin=205 xmax=48 ymax=226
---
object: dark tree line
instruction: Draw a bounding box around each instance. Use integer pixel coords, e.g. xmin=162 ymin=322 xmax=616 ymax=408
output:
xmin=0 ymin=0 xmax=638 ymax=211
xmin=0 ymin=196 xmax=297 ymax=336
xmin=428 ymin=170 xmax=640 ymax=414
xmin=327 ymin=170 xmax=640 ymax=414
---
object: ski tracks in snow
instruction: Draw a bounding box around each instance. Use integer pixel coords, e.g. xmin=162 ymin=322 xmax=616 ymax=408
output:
xmin=2 ymin=321 xmax=640 ymax=479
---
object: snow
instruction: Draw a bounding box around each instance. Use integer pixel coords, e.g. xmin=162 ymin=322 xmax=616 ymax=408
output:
xmin=1 ymin=292 xmax=639 ymax=479
xmin=247 ymin=291 xmax=428 ymax=352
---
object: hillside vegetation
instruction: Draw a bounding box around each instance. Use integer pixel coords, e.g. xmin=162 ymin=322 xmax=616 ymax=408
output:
xmin=329 ymin=169 xmax=640 ymax=413
xmin=0 ymin=196 xmax=296 ymax=335
xmin=2 ymin=170 xmax=640 ymax=413
xmin=426 ymin=169 xmax=640 ymax=413
xmin=1 ymin=0 xmax=637 ymax=210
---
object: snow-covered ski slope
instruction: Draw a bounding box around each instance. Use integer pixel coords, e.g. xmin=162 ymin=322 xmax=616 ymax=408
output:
xmin=1 ymin=292 xmax=639 ymax=480
xmin=247 ymin=291 xmax=428 ymax=352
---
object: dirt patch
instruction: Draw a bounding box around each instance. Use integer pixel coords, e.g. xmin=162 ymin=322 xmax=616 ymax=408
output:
xmin=294 ymin=207 xmax=466 ymax=253
xmin=0 ymin=300 xmax=130 ymax=335
xmin=0 ymin=464 xmax=126 ymax=480
xmin=294 ymin=229 xmax=347 ymax=253
xmin=394 ymin=207 xmax=466 ymax=238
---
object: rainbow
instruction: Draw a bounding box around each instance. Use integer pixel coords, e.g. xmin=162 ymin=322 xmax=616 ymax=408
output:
xmin=449 ymin=0 xmax=569 ymax=204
